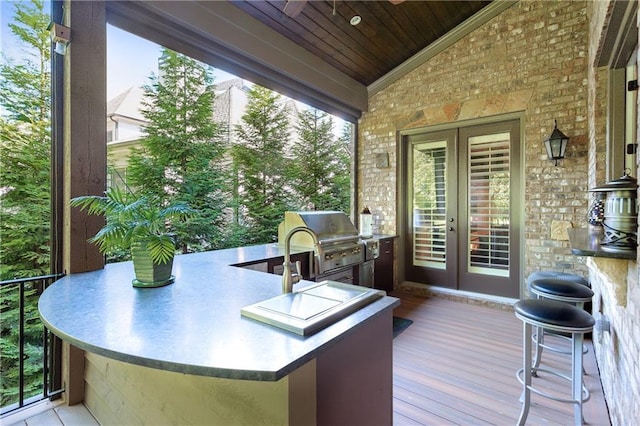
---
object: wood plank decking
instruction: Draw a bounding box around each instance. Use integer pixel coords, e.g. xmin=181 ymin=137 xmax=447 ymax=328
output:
xmin=391 ymin=291 xmax=610 ymax=425
xmin=4 ymin=291 xmax=610 ymax=425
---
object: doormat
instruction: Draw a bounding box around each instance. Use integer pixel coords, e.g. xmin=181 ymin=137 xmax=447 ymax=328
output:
xmin=393 ymin=316 xmax=413 ymax=338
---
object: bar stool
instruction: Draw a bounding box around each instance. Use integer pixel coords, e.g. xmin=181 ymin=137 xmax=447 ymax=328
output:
xmin=515 ymin=298 xmax=595 ymax=426
xmin=526 ymin=270 xmax=591 ymax=322
xmin=529 ymin=278 xmax=594 ymax=371
xmin=526 ymin=271 xmax=589 ymax=290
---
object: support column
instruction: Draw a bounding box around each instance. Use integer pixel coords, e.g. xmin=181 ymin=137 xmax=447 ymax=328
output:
xmin=63 ymin=0 xmax=106 ymax=274
xmin=60 ymin=0 xmax=107 ymax=404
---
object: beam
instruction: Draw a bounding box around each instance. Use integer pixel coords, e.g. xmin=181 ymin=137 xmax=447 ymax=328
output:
xmin=106 ymin=1 xmax=367 ymax=121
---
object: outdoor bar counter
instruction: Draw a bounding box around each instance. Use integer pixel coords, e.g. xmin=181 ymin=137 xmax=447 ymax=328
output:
xmin=38 ymin=244 xmax=399 ymax=425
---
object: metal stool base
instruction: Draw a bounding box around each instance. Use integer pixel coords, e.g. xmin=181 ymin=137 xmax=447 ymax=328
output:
xmin=532 ymin=330 xmax=588 ymax=355
xmin=532 ymin=330 xmax=588 ymax=375
xmin=516 ymin=366 xmax=590 ymax=404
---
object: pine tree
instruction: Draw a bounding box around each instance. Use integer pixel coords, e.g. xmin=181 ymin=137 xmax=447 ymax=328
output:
xmin=127 ymin=49 xmax=229 ymax=252
xmin=0 ymin=0 xmax=51 ymax=279
xmin=330 ymin=122 xmax=353 ymax=211
xmin=0 ymin=0 xmax=51 ymax=407
xmin=291 ymin=109 xmax=351 ymax=212
xmin=232 ymin=86 xmax=292 ymax=244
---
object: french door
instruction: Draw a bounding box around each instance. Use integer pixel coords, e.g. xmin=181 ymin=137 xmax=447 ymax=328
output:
xmin=403 ymin=119 xmax=521 ymax=298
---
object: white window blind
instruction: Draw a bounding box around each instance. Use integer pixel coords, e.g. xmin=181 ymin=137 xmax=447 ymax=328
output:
xmin=467 ymin=133 xmax=510 ymax=276
xmin=412 ymin=142 xmax=447 ymax=269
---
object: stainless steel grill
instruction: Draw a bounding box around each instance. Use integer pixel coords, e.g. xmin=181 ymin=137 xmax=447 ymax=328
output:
xmin=278 ymin=211 xmax=365 ymax=282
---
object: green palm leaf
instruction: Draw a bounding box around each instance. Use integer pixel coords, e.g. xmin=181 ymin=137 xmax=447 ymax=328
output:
xmin=70 ymin=187 xmax=195 ymax=263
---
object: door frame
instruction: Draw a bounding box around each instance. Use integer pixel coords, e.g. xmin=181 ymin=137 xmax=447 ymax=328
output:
xmin=396 ymin=112 xmax=526 ymax=298
xmin=403 ymin=129 xmax=458 ymax=287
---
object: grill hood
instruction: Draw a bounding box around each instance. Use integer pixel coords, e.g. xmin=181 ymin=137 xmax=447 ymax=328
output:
xmin=277 ymin=211 xmax=359 ymax=248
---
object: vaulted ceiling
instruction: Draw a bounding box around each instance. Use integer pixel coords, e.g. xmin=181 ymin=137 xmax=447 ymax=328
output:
xmin=229 ymin=1 xmax=492 ymax=87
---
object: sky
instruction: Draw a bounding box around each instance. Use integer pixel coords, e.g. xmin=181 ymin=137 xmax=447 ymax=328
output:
xmin=0 ymin=0 xmax=37 ymax=61
xmin=107 ymin=25 xmax=164 ymax=100
xmin=107 ymin=25 xmax=238 ymax=100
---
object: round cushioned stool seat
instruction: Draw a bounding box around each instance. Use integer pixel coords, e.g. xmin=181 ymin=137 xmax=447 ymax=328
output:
xmin=515 ymin=298 xmax=595 ymax=332
xmin=527 ymin=271 xmax=589 ymax=288
xmin=530 ymin=279 xmax=594 ymax=303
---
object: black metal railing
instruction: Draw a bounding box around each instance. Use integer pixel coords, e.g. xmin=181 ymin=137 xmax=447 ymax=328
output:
xmin=0 ymin=274 xmax=64 ymax=415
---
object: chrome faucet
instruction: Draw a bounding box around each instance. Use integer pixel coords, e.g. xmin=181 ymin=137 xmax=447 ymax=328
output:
xmin=282 ymin=226 xmax=319 ymax=294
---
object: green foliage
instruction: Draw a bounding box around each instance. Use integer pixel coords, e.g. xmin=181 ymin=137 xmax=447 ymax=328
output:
xmin=412 ymin=146 xmax=446 ymax=210
xmin=290 ymin=109 xmax=352 ymax=212
xmin=0 ymin=282 xmax=45 ymax=407
xmin=331 ymin=123 xmax=354 ymax=210
xmin=126 ymin=49 xmax=229 ymax=253
xmin=0 ymin=0 xmax=51 ymax=408
xmin=70 ymin=187 xmax=195 ymax=265
xmin=0 ymin=0 xmax=50 ymax=124
xmin=0 ymin=0 xmax=51 ymax=281
xmin=232 ymin=86 xmax=294 ymax=244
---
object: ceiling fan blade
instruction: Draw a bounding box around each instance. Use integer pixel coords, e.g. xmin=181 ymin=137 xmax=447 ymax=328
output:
xmin=283 ymin=0 xmax=307 ymax=18
xmin=389 ymin=0 xmax=406 ymax=4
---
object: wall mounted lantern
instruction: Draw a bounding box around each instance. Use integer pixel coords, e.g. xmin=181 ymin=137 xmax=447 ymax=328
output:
xmin=544 ymin=120 xmax=569 ymax=166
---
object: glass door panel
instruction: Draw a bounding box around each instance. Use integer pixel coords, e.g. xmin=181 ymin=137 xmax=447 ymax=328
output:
xmin=467 ymin=133 xmax=511 ymax=277
xmin=458 ymin=120 xmax=520 ymax=297
xmin=405 ymin=130 xmax=457 ymax=287
xmin=412 ymin=141 xmax=447 ymax=269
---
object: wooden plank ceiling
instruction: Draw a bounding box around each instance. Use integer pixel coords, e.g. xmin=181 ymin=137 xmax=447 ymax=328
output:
xmin=229 ymin=0 xmax=491 ymax=87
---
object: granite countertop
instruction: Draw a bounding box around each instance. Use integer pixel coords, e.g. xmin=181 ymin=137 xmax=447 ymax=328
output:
xmin=567 ymin=228 xmax=636 ymax=260
xmin=38 ymin=244 xmax=399 ymax=381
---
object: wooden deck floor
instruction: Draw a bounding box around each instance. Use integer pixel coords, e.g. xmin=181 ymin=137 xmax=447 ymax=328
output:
xmin=4 ymin=291 xmax=610 ymax=425
xmin=391 ymin=291 xmax=610 ymax=425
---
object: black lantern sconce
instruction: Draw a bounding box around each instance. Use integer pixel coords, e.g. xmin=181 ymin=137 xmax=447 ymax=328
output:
xmin=544 ymin=120 xmax=569 ymax=166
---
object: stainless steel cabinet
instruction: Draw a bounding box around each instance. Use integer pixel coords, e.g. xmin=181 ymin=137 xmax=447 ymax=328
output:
xmin=374 ymin=237 xmax=395 ymax=292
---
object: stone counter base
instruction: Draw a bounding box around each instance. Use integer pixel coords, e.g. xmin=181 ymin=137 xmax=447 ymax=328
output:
xmin=82 ymin=311 xmax=393 ymax=425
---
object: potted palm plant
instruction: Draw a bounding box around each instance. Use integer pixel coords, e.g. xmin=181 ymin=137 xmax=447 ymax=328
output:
xmin=70 ymin=187 xmax=194 ymax=288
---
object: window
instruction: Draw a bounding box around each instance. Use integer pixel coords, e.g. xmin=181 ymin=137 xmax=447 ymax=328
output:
xmin=600 ymin=1 xmax=638 ymax=180
xmin=624 ymin=52 xmax=637 ymax=176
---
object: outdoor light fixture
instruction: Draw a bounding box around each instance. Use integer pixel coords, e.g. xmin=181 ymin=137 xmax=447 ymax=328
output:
xmin=48 ymin=22 xmax=71 ymax=56
xmin=544 ymin=119 xmax=569 ymax=166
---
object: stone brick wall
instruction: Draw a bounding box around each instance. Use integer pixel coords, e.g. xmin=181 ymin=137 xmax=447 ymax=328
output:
xmin=584 ymin=1 xmax=640 ymax=424
xmin=359 ymin=1 xmax=590 ymax=285
xmin=588 ymin=258 xmax=639 ymax=424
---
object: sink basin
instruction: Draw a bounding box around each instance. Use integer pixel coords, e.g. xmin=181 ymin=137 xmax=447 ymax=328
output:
xmin=241 ymin=281 xmax=385 ymax=335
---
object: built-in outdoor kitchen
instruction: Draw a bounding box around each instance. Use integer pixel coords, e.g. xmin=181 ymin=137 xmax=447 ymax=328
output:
xmin=38 ymin=212 xmax=400 ymax=424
